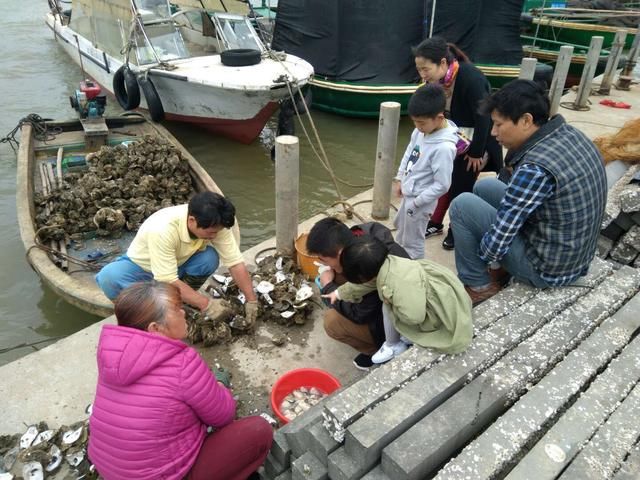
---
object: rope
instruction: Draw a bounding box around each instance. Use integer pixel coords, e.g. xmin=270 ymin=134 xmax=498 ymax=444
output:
xmin=1 ymin=114 xmax=59 ymax=152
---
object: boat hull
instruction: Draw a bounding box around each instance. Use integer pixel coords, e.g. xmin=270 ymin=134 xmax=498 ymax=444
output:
xmin=45 ymin=13 xmax=313 ymax=143
xmin=16 ymin=115 xmax=231 ymax=317
xmin=529 ymin=17 xmax=637 ymax=50
xmin=309 ymin=65 xmax=520 ymax=118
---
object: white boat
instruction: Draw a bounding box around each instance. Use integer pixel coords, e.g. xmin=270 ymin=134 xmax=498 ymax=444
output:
xmin=45 ymin=0 xmax=313 ymax=144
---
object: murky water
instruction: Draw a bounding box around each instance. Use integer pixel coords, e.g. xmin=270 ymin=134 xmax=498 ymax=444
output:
xmin=0 ymin=0 xmax=413 ymax=365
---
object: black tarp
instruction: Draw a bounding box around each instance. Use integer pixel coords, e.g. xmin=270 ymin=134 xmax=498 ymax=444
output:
xmin=272 ymin=0 xmax=525 ymax=84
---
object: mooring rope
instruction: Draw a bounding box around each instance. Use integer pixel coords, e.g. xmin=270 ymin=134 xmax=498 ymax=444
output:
xmin=0 ymin=114 xmax=59 ymax=152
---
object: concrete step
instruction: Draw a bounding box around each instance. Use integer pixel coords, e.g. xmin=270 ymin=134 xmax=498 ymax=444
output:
xmin=434 ymin=290 xmax=640 ymax=479
xmin=360 ymin=465 xmax=391 ymax=480
xmin=307 ymin=420 xmax=341 ymax=465
xmin=380 ymin=266 xmax=640 ymax=480
xmin=340 ymin=260 xmax=612 ymax=475
xmin=291 ymin=451 xmax=327 ymax=480
xmin=612 ymin=444 xmax=640 ymax=480
xmin=557 ymin=375 xmax=640 ymax=479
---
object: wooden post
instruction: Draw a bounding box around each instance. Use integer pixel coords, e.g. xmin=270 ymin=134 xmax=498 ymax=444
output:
xmin=573 ymin=36 xmax=604 ymax=109
xmin=518 ymin=58 xmax=537 ymax=80
xmin=598 ymin=30 xmax=627 ymax=95
xmin=549 ymin=45 xmax=574 ymax=116
xmin=275 ymin=135 xmax=299 ymax=256
xmin=372 ymin=102 xmax=401 ymax=220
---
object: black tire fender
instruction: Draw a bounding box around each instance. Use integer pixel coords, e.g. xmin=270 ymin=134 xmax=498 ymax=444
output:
xmin=113 ymin=65 xmax=141 ymax=110
xmin=220 ymin=49 xmax=261 ymax=67
xmin=138 ymin=75 xmax=165 ymax=122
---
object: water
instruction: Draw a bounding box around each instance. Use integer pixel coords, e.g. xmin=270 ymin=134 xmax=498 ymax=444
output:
xmin=0 ymin=0 xmax=413 ymax=366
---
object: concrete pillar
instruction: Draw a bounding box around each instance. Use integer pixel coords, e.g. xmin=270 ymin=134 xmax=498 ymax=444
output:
xmin=617 ymin=26 xmax=640 ymax=90
xmin=275 ymin=135 xmax=299 ymax=256
xmin=371 ymin=102 xmax=401 ymax=220
xmin=573 ymin=36 xmax=604 ymax=109
xmin=518 ymin=57 xmax=538 ymax=81
xmin=549 ymin=45 xmax=574 ymax=116
xmin=598 ymin=30 xmax=627 ymax=95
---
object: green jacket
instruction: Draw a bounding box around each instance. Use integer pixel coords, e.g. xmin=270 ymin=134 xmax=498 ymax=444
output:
xmin=337 ymin=256 xmax=473 ymax=354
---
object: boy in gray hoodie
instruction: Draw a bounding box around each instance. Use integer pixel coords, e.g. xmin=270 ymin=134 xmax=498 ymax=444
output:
xmin=392 ymin=83 xmax=461 ymax=259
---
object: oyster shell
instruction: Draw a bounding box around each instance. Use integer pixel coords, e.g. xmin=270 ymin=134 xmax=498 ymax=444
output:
xmin=20 ymin=426 xmax=38 ymax=450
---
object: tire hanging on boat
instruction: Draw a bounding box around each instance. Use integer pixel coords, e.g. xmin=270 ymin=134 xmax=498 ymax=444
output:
xmin=138 ymin=74 xmax=165 ymax=122
xmin=113 ymin=65 xmax=141 ymax=110
xmin=220 ymin=49 xmax=262 ymax=67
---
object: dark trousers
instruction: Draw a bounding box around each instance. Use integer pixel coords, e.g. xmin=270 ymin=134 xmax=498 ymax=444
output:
xmin=431 ymin=154 xmax=480 ymax=225
xmin=188 ymin=417 xmax=273 ymax=480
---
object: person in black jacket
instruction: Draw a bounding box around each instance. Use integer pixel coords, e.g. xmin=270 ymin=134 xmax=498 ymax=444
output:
xmin=413 ymin=36 xmax=503 ymax=250
xmin=306 ymin=218 xmax=409 ymax=370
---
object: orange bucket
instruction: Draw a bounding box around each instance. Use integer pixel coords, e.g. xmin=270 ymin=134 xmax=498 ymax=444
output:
xmin=295 ymin=233 xmax=319 ymax=280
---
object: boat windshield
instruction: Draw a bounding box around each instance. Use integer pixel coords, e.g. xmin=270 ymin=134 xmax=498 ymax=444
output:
xmin=135 ymin=22 xmax=190 ymax=64
xmin=135 ymin=0 xmax=172 ymax=23
xmin=212 ymin=13 xmax=264 ymax=52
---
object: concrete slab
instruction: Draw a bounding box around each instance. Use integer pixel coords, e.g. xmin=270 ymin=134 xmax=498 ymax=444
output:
xmin=621 ymin=225 xmax=640 ymax=251
xmin=381 ymin=267 xmax=640 ymax=480
xmin=596 ymin=235 xmax=614 ymax=258
xmin=307 ymin=420 xmax=341 ymax=465
xmin=612 ymin=445 xmax=640 ymax=480
xmin=610 ymin=241 xmax=639 ymax=265
xmin=558 ymin=381 xmax=640 ymax=479
xmin=620 ymin=184 xmax=640 ymax=213
xmin=434 ymin=291 xmax=640 ymax=480
xmin=291 ymin=452 xmax=327 ymax=480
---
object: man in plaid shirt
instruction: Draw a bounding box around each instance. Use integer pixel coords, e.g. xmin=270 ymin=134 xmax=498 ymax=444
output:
xmin=449 ymin=80 xmax=606 ymax=305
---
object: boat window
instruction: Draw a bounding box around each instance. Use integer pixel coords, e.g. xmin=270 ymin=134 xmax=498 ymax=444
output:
xmin=135 ymin=0 xmax=172 ymax=23
xmin=212 ymin=13 xmax=264 ymax=52
xmin=69 ymin=1 xmax=96 ymax=44
xmin=94 ymin=16 xmax=127 ymax=58
xmin=134 ymin=23 xmax=190 ymax=64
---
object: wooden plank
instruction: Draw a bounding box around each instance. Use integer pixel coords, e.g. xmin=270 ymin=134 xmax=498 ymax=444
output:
xmin=433 ymin=291 xmax=640 ymax=479
xmin=557 ymin=381 xmax=640 ymax=479
xmin=380 ymin=267 xmax=640 ymax=480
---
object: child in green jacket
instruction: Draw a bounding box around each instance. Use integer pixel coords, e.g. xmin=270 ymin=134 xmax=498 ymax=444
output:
xmin=323 ymin=237 xmax=472 ymax=363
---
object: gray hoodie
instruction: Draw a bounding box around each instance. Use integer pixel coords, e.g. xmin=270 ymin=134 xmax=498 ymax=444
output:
xmin=395 ymin=120 xmax=458 ymax=213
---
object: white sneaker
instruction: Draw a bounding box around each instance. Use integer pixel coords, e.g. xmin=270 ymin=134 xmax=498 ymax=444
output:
xmin=371 ymin=341 xmax=409 ymax=364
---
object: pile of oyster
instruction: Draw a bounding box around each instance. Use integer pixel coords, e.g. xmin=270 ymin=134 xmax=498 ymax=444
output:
xmin=279 ymin=387 xmax=327 ymax=422
xmin=0 ymin=420 xmax=95 ymax=480
xmin=34 ymin=135 xmax=195 ymax=242
xmin=186 ymin=255 xmax=316 ymax=346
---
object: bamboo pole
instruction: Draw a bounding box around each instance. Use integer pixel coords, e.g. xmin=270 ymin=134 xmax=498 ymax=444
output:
xmin=39 ymin=163 xmax=51 ymax=217
xmin=573 ymin=36 xmax=604 ymax=109
xmin=56 ymin=147 xmax=64 ymax=188
xmin=372 ymin=102 xmax=401 ymax=220
xmin=549 ymin=45 xmax=574 ymax=116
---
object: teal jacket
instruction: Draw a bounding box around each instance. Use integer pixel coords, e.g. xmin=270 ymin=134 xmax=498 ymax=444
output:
xmin=337 ymin=256 xmax=473 ymax=354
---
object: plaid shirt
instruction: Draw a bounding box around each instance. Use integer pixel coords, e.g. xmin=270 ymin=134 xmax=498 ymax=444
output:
xmin=480 ymin=163 xmax=554 ymax=264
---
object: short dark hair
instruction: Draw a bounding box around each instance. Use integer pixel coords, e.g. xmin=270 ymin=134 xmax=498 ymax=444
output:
xmin=187 ymin=192 xmax=236 ymax=229
xmin=306 ymin=217 xmax=353 ymax=257
xmin=340 ymin=237 xmax=388 ymax=284
xmin=408 ymin=83 xmax=447 ymax=118
xmin=412 ymin=36 xmax=469 ymax=64
xmin=479 ymin=79 xmax=550 ymax=126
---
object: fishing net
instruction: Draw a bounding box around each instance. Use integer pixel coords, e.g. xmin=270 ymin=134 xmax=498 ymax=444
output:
xmin=593 ymin=118 xmax=640 ymax=164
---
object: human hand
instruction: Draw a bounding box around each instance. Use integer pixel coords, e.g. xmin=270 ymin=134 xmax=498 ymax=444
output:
xmin=321 ymin=291 xmax=339 ymax=304
xmin=465 ymin=155 xmax=484 ymax=172
xmin=244 ymin=300 xmax=259 ymax=327
xmin=203 ymin=298 xmax=233 ymax=322
xmin=392 ymin=180 xmax=403 ymax=198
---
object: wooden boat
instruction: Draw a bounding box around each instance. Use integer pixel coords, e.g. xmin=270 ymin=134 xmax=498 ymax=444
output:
xmin=309 ymin=65 xmax=522 ymax=118
xmin=16 ymin=113 xmax=233 ymax=317
xmin=524 ymin=8 xmax=639 ymax=50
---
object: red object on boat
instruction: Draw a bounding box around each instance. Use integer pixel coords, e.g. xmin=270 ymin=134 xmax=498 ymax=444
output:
xmin=270 ymin=368 xmax=341 ymax=425
xmin=80 ymin=80 xmax=102 ymax=100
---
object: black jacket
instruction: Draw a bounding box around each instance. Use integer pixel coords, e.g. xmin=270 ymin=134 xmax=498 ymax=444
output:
xmin=320 ymin=222 xmax=409 ymax=348
xmin=449 ymin=62 xmax=503 ymax=172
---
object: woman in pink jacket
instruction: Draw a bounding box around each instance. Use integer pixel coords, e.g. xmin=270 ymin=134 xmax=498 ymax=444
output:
xmin=88 ymin=282 xmax=273 ymax=480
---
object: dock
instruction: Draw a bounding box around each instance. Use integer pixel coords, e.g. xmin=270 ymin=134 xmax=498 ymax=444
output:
xmin=1 ymin=73 xmax=639 ymax=479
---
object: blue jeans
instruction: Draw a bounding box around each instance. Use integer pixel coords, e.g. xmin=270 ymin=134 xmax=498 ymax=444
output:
xmin=95 ymin=246 xmax=219 ymax=300
xmin=449 ymin=178 xmax=550 ymax=289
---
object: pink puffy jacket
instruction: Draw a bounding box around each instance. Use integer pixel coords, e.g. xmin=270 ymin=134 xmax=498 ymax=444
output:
xmin=88 ymin=325 xmax=236 ymax=479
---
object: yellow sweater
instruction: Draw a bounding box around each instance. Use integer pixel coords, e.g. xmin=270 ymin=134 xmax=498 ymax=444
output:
xmin=126 ymin=204 xmax=243 ymax=282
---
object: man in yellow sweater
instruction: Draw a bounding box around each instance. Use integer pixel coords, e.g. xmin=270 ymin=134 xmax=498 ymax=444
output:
xmin=96 ymin=192 xmax=258 ymax=324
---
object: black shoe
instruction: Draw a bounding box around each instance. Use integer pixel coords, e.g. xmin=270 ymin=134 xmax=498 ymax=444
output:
xmin=353 ymin=353 xmax=374 ymax=371
xmin=425 ymin=221 xmax=444 ymax=239
xmin=442 ymin=229 xmax=454 ymax=250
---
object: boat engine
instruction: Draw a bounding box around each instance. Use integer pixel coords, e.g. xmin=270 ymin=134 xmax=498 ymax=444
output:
xmin=69 ymin=80 xmax=106 ymax=119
